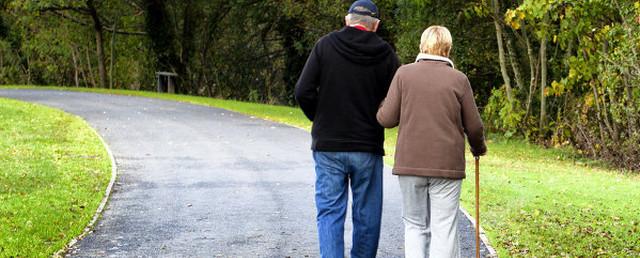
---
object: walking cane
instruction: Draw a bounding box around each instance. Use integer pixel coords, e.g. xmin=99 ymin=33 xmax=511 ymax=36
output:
xmin=475 ymin=156 xmax=481 ymax=258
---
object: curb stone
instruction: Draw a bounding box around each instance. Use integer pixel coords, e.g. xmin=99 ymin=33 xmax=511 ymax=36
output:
xmin=53 ymin=122 xmax=118 ymax=258
xmin=460 ymin=207 xmax=498 ymax=257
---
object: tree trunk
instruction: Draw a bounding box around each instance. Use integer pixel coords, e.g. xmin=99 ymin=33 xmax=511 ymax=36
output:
xmin=598 ymin=81 xmax=619 ymax=142
xmin=73 ymin=45 xmax=90 ymax=87
xmin=492 ymin=0 xmax=513 ymax=102
xmin=198 ymin=4 xmax=231 ymax=98
xmin=0 ymin=16 xmax=4 ymax=57
xmin=179 ymin=0 xmax=196 ymax=94
xmin=85 ymin=46 xmax=97 ymax=88
xmin=601 ymin=41 xmax=620 ymax=142
xmin=575 ymin=121 xmax=598 ymax=157
xmin=523 ymin=25 xmax=538 ymax=120
xmin=591 ymin=83 xmax=609 ymax=149
xmin=506 ymin=30 xmax=525 ymax=91
xmin=622 ymin=72 xmax=637 ymax=136
xmin=539 ymin=27 xmax=548 ymax=131
xmin=110 ymin=20 xmax=117 ymax=89
xmin=277 ymin=16 xmax=307 ymax=104
xmin=13 ymin=49 xmax=28 ymax=83
xmin=87 ymin=0 xmax=107 ymax=88
xmin=26 ymin=54 xmax=31 ymax=85
xmin=144 ymin=0 xmax=182 ymax=92
xmin=71 ymin=47 xmax=79 ymax=87
xmin=615 ymin=5 xmax=640 ymax=134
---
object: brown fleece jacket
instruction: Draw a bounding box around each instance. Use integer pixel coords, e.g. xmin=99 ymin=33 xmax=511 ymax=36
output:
xmin=377 ymin=59 xmax=487 ymax=179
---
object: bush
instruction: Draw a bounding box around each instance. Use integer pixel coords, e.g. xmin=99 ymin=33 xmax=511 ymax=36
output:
xmin=483 ymin=87 xmax=525 ymax=138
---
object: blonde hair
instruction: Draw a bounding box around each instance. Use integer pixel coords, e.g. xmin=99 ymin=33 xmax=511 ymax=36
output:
xmin=420 ymin=26 xmax=453 ymax=57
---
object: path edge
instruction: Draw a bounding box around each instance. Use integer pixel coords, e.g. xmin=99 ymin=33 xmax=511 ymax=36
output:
xmin=53 ymin=123 xmax=118 ymax=257
xmin=459 ymin=207 xmax=498 ymax=257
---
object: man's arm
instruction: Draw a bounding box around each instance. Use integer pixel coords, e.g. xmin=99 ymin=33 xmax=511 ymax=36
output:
xmin=460 ymin=78 xmax=487 ymax=156
xmin=376 ymin=69 xmax=402 ymax=128
xmin=390 ymin=54 xmax=401 ymax=78
xmin=377 ymin=52 xmax=401 ymax=104
xmin=295 ymin=45 xmax=321 ymax=121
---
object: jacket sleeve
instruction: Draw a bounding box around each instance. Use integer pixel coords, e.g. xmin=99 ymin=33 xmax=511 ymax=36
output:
xmin=460 ymin=78 xmax=487 ymax=156
xmin=376 ymin=69 xmax=402 ymax=128
xmin=294 ymin=44 xmax=322 ymax=121
xmin=390 ymin=54 xmax=401 ymax=76
xmin=379 ymin=53 xmax=401 ymax=101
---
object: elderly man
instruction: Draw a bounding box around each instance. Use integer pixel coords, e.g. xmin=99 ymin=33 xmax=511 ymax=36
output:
xmin=295 ymin=1 xmax=400 ymax=257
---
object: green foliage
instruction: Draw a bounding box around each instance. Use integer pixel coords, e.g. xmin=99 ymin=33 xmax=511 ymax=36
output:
xmin=0 ymin=0 xmax=152 ymax=88
xmin=484 ymin=87 xmax=525 ymax=138
xmin=1 ymin=0 xmax=636 ymax=167
xmin=484 ymin=0 xmax=640 ymax=170
xmin=0 ymin=0 xmax=501 ymax=105
xmin=0 ymin=0 xmax=637 ymax=168
xmin=393 ymin=0 xmax=501 ymax=106
xmin=0 ymin=97 xmax=110 ymax=257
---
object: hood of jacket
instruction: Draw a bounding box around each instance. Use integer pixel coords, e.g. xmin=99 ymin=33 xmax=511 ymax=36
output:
xmin=327 ymin=26 xmax=392 ymax=65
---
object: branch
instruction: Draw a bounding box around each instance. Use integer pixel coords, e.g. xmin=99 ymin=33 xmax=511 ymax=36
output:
xmin=51 ymin=10 xmax=90 ymax=26
xmin=39 ymin=5 xmax=91 ymax=14
xmin=50 ymin=10 xmax=146 ymax=36
xmin=128 ymin=1 xmax=144 ymax=13
xmin=104 ymin=26 xmax=146 ymax=36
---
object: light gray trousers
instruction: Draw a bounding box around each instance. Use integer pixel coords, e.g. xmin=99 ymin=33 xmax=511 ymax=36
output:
xmin=398 ymin=175 xmax=462 ymax=258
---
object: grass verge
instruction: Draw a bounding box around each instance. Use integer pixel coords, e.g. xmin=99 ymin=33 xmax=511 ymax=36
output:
xmin=0 ymin=97 xmax=111 ymax=257
xmin=460 ymin=138 xmax=640 ymax=257
xmin=2 ymin=85 xmax=640 ymax=256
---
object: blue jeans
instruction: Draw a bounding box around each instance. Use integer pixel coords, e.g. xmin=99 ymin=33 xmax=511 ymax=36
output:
xmin=313 ymin=151 xmax=383 ymax=258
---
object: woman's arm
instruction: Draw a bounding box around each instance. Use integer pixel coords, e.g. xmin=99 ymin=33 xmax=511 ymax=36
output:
xmin=460 ymin=78 xmax=487 ymax=156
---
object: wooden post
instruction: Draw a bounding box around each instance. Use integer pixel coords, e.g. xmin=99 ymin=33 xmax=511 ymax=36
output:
xmin=156 ymin=74 xmax=162 ymax=93
xmin=156 ymin=72 xmax=178 ymax=93
xmin=475 ymin=156 xmax=481 ymax=258
xmin=167 ymin=76 xmax=175 ymax=94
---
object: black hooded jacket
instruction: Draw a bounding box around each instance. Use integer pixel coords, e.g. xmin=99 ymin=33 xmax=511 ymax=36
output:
xmin=295 ymin=26 xmax=400 ymax=155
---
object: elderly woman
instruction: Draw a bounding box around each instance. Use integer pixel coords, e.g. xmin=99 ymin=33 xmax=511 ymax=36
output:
xmin=377 ymin=26 xmax=487 ymax=258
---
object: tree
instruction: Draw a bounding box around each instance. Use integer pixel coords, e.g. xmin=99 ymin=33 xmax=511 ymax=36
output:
xmin=489 ymin=0 xmax=640 ymax=169
xmin=19 ymin=0 xmax=107 ymax=87
xmin=492 ymin=0 xmax=514 ymax=103
xmin=15 ymin=0 xmax=145 ymax=88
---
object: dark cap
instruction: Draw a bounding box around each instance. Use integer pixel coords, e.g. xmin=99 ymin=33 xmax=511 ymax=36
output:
xmin=348 ymin=0 xmax=379 ymax=18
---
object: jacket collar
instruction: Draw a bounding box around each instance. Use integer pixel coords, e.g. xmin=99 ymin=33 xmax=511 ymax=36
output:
xmin=415 ymin=53 xmax=455 ymax=69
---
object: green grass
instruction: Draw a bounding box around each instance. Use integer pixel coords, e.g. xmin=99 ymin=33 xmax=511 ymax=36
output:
xmin=459 ymin=139 xmax=640 ymax=257
xmin=2 ymin=85 xmax=640 ymax=256
xmin=0 ymin=97 xmax=111 ymax=257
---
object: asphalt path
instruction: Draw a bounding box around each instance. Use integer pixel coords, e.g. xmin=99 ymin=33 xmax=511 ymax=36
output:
xmin=1 ymin=89 xmax=491 ymax=257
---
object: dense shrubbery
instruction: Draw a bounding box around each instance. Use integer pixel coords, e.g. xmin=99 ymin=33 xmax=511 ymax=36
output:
xmin=0 ymin=0 xmax=499 ymax=103
xmin=482 ymin=0 xmax=640 ymax=171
